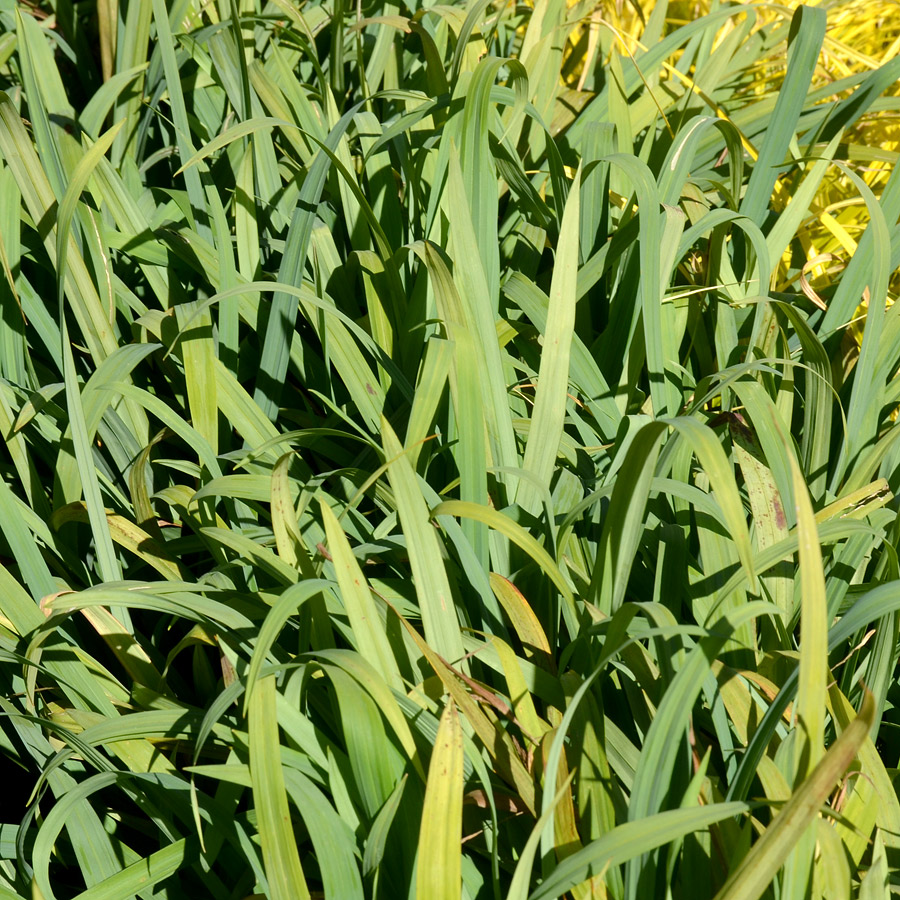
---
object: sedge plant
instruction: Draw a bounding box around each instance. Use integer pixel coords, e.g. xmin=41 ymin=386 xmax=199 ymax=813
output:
xmin=0 ymin=1 xmax=897 ymax=899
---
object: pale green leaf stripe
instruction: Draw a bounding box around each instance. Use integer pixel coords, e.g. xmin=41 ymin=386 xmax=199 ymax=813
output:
xmin=431 ymin=499 xmax=579 ymax=636
xmin=174 ymin=115 xmax=296 ymax=174
xmin=449 ymin=324 xmax=489 ymax=564
xmin=731 ymin=430 xmax=792 ymax=620
xmin=364 ymin=776 xmax=408 ymax=876
xmin=172 ymin=281 xmax=412 ymax=399
xmin=659 ymin=115 xmax=744 ymax=210
xmin=59 ymin=709 xmax=233 ymax=755
xmin=504 ymin=273 xmax=621 ymax=439
xmin=507 ymin=773 xmax=576 ymax=900
xmin=175 ymin=303 xmax=218 ymax=455
xmin=606 ymin=154 xmax=676 ymax=417
xmin=417 ymin=699 xmax=463 ymax=900
xmin=99 ymin=382 xmax=222 ymax=477
xmin=714 ymin=693 xmax=875 ymax=900
xmin=446 ymin=148 xmax=519 ymax=478
xmin=820 ymin=142 xmax=900 ymax=336
xmin=299 ymin=126 xmax=401 ymax=267
xmin=54 ymin=343 xmax=157 ymax=497
xmin=271 ymin=452 xmax=316 ymax=577
xmin=530 ymin=802 xmax=753 ymax=900
xmin=321 ymin=500 xmax=403 ymax=690
xmin=666 ymin=417 xmax=756 ymax=588
xmin=593 ymin=421 xmax=667 ymax=614
xmin=315 ymin=649 xmax=426 ymax=780
xmin=789 ymin=451 xmax=828 ymax=780
xmin=739 ymin=5 xmax=827 ymax=224
xmin=772 ymin=302 xmax=833 ymax=500
xmin=283 ymin=768 xmax=365 ymax=900
xmin=0 ymin=478 xmax=56 ymax=607
xmin=43 ymin=587 xmax=254 ymax=634
xmin=249 ymin=675 xmax=311 ymax=900
xmin=50 ymin=502 xmax=182 ymax=582
xmin=192 ymin=474 xmax=276 ymax=504
xmin=110 ymin=0 xmax=152 ymax=162
xmin=199 ymin=526 xmax=299 ymax=585
xmin=763 ymin=130 xmax=842 ymax=269
xmin=53 ymin=124 xmax=126 ymax=585
xmin=31 ymin=773 xmax=134 ymax=900
xmin=0 ymin=91 xmax=117 ymax=363
xmin=80 ymin=64 xmax=147 ymax=138
xmin=54 ymin=122 xmax=124 ymax=314
xmin=743 ymin=403 xmax=826 ymax=781
xmin=518 ymin=166 xmax=580 ymax=515
xmin=214 ymin=358 xmax=283 ymax=454
xmin=251 ymin=105 xmax=344 ymax=421
xmin=13 ymin=7 xmax=67 ymax=200
xmin=457 ymin=56 xmax=529 ymax=306
xmin=829 ymin=161 xmax=893 ymax=490
xmin=150 ymin=0 xmax=209 ymax=241
xmin=405 ymin=336 xmax=453 ymax=468
xmin=830 ymin=683 xmax=900 ymax=840
xmin=382 ymin=417 xmax=466 ymax=666
xmin=62 ymin=332 xmax=121 ymax=584
xmin=859 ymin=830 xmax=889 ymax=900
xmin=243 ymin=579 xmax=333 ymax=714
xmin=622 ymin=602 xmax=776 ymax=899
xmin=151 ymin=0 xmax=217 ymax=450
xmin=728 ymin=581 xmax=900 ymax=805
xmin=71 ymin=839 xmax=196 ymax=900
xmin=407 ymin=242 xmax=489 ymax=565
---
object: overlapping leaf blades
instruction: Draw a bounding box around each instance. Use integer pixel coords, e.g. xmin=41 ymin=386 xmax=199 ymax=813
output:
xmin=0 ymin=1 xmax=897 ymax=898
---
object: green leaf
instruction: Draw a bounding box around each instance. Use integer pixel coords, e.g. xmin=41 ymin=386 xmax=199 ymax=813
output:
xmin=382 ymin=418 xmax=466 ymax=666
xmin=249 ymin=675 xmax=311 ymax=900
xmin=518 ymin=166 xmax=580 ymax=514
xmin=714 ymin=692 xmax=875 ymax=900
xmin=416 ymin=699 xmax=464 ymax=900
xmin=530 ymin=802 xmax=753 ymax=900
xmin=321 ymin=500 xmax=403 ymax=690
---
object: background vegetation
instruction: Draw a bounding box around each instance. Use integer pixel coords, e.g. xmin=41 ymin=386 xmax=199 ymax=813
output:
xmin=0 ymin=0 xmax=899 ymax=897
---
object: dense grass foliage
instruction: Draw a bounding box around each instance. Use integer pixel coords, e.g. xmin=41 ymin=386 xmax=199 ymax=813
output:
xmin=0 ymin=0 xmax=899 ymax=897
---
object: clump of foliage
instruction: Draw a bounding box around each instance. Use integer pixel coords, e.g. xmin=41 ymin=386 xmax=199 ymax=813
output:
xmin=0 ymin=1 xmax=899 ymax=898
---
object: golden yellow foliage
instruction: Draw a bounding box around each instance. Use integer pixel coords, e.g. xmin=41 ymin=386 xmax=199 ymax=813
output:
xmin=561 ymin=0 xmax=899 ymax=343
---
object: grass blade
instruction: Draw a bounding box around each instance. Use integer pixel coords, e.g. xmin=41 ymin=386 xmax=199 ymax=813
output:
xmin=249 ymin=675 xmax=311 ymax=900
xmin=714 ymin=692 xmax=875 ymax=900
xmin=416 ymin=699 xmax=463 ymax=900
xmin=519 ymin=166 xmax=580 ymax=514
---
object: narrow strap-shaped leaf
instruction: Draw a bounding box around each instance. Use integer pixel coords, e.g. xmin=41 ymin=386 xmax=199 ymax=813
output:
xmin=60 ymin=325 xmax=121 ymax=584
xmin=530 ymin=802 xmax=753 ymax=900
xmin=433 ymin=499 xmax=579 ymax=638
xmin=739 ymin=6 xmax=826 ymax=225
xmin=605 ymin=154 xmax=678 ymax=417
xmin=249 ymin=674 xmax=311 ymax=900
xmin=519 ymin=167 xmax=580 ymax=515
xmin=70 ymin=838 xmax=197 ymax=900
xmin=591 ymin=420 xmax=667 ymax=615
xmin=445 ymin=152 xmax=520 ymax=479
xmin=728 ymin=581 xmax=900 ymax=805
xmin=416 ymin=699 xmax=463 ymax=900
xmin=243 ymin=579 xmax=333 ymax=713
xmin=394 ymin=608 xmax=536 ymax=815
xmin=714 ymin=692 xmax=875 ymax=900
xmin=382 ymin=417 xmax=467 ymax=666
xmin=321 ymin=499 xmax=403 ymax=690
xmin=623 ymin=602 xmax=775 ymax=900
